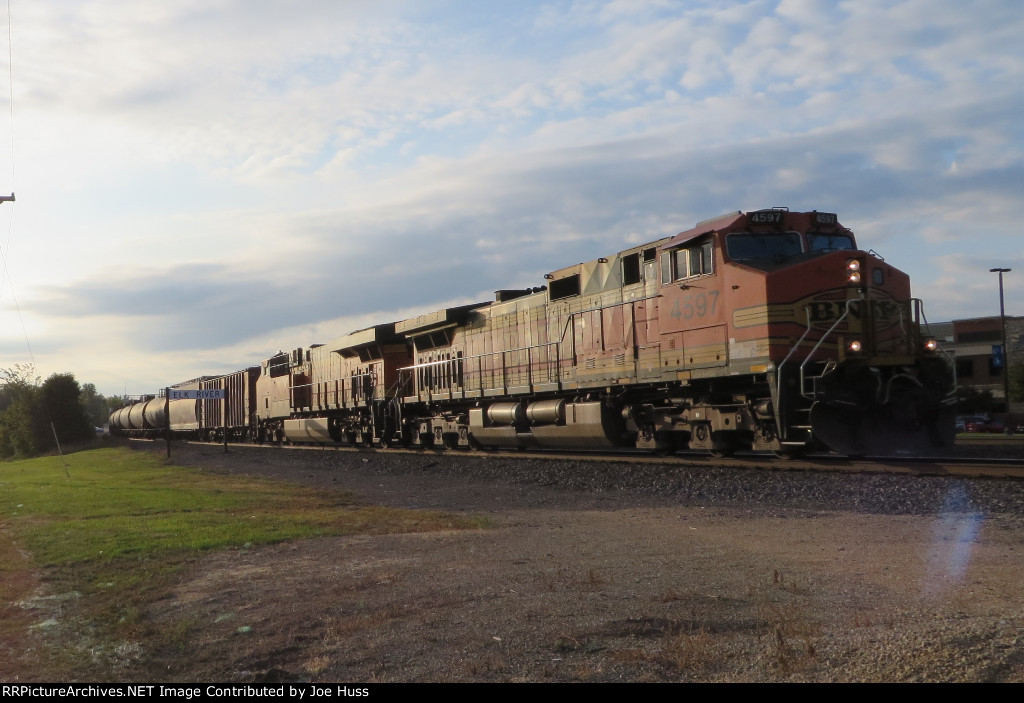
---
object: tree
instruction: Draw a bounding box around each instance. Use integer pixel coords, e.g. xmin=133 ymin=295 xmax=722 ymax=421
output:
xmin=0 ymin=364 xmax=45 ymax=458
xmin=0 ymin=366 xmax=96 ymax=458
xmin=41 ymin=373 xmax=94 ymax=444
xmin=1010 ymin=361 xmax=1024 ymax=404
xmin=80 ymin=382 xmax=110 ymax=428
xmin=955 ymin=385 xmax=996 ymax=416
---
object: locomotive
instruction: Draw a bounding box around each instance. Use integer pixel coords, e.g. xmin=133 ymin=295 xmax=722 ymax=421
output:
xmin=110 ymin=208 xmax=956 ymax=457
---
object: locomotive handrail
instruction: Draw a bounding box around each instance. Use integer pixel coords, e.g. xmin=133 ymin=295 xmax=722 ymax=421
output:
xmin=551 ymin=291 xmax=662 ymax=324
xmin=915 ymin=298 xmax=958 ymax=403
xmin=772 ymin=307 xmax=818 ymax=441
xmin=399 ymin=292 xmax=666 ymax=399
xmin=288 ymin=371 xmax=372 ymax=390
xmin=799 ymin=298 xmax=858 ymax=400
xmin=398 ymin=343 xmax=559 ymax=367
xmin=289 ymin=371 xmax=377 ymax=410
xmin=778 ymin=308 xmax=816 ymax=377
xmin=400 ymin=339 xmax=566 ymax=398
xmin=399 ymin=291 xmax=662 ymax=375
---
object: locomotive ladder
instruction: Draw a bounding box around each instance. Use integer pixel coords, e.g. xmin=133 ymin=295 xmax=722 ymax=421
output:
xmin=775 ymin=300 xmax=856 ymax=444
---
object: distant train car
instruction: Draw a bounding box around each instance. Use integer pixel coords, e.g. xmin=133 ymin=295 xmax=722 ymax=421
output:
xmin=198 ymin=367 xmax=260 ymax=441
xmin=112 ymin=208 xmax=955 ymax=457
xmin=255 ymin=324 xmax=411 ymax=445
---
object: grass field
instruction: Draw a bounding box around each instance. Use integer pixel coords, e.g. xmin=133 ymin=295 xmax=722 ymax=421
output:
xmin=0 ymin=446 xmax=484 ymax=680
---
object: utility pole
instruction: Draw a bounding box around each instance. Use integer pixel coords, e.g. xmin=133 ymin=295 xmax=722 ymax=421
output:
xmin=990 ymin=268 xmax=1013 ymax=434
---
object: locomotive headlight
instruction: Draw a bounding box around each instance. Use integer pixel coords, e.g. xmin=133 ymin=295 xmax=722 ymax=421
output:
xmin=846 ymin=259 xmax=862 ymax=284
xmin=848 ymin=340 xmax=863 ymax=353
xmin=924 ymin=339 xmax=938 ymax=352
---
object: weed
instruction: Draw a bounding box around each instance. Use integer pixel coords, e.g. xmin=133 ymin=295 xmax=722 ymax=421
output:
xmin=757 ymin=601 xmax=820 ymax=675
xmin=160 ymin=617 xmax=199 ymax=653
xmin=303 ymin=654 xmax=330 ymax=675
xmin=661 ymin=627 xmax=714 ymax=670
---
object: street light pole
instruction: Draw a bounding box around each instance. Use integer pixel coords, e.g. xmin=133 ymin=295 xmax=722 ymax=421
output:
xmin=990 ymin=268 xmax=1012 ymax=433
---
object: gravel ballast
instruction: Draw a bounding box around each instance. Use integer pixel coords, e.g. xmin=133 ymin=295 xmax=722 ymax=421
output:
xmin=44 ymin=442 xmax=1024 ymax=682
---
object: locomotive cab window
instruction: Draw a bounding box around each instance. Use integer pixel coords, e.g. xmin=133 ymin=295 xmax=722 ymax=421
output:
xmin=807 ymin=233 xmax=855 ymax=252
xmin=726 ymin=232 xmax=803 ymax=261
xmin=691 ymin=240 xmax=714 ymax=277
xmin=662 ymin=237 xmax=715 ymax=283
xmin=674 ymin=248 xmax=688 ymax=279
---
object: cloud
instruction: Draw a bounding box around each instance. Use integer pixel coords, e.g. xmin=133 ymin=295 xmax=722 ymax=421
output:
xmin=1 ymin=0 xmax=1022 ymax=394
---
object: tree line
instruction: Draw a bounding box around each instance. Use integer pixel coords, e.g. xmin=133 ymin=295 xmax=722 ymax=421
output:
xmin=0 ymin=364 xmax=126 ymax=459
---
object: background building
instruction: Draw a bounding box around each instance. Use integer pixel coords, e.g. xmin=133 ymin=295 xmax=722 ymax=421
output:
xmin=930 ymin=315 xmax=1023 ymax=417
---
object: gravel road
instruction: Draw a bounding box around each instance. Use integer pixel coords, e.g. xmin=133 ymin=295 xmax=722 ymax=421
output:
xmin=103 ymin=442 xmax=1021 ymax=683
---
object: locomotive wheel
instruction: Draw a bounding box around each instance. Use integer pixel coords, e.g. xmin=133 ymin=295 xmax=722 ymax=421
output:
xmin=709 ymin=433 xmax=737 ymax=458
xmin=775 ymin=447 xmax=806 ymax=460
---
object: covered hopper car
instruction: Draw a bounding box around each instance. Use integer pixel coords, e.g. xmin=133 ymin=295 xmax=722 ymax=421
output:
xmin=112 ymin=208 xmax=955 ymax=457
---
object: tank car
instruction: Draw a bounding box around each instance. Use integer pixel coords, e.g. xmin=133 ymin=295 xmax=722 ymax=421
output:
xmin=110 ymin=368 xmax=260 ymax=440
xmin=111 ymin=207 xmax=955 ymax=457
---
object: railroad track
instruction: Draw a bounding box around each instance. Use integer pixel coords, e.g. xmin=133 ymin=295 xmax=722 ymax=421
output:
xmin=129 ymin=437 xmax=1024 ymax=480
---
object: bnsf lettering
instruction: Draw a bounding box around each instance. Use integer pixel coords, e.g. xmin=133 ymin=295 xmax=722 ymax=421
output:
xmin=808 ymin=300 xmax=901 ymax=323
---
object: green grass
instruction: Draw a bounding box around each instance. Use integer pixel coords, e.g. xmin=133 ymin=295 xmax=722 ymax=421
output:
xmin=0 ymin=447 xmax=485 ymax=679
xmin=2 ymin=447 xmax=476 ymax=573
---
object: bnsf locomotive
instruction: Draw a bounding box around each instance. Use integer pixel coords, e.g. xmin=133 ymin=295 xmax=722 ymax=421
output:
xmin=110 ymin=208 xmax=956 ymax=457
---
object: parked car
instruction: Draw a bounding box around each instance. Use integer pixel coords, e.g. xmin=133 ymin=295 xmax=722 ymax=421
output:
xmin=965 ymin=419 xmax=1006 ymax=433
xmin=956 ymin=415 xmax=988 ymax=433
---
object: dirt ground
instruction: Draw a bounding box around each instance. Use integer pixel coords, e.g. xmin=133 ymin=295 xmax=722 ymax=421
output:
xmin=13 ymin=443 xmax=1024 ymax=682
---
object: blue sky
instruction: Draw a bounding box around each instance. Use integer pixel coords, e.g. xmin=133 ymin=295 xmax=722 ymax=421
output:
xmin=0 ymin=0 xmax=1021 ymax=396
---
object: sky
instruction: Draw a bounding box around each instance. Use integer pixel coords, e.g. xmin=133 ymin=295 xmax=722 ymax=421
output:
xmin=0 ymin=0 xmax=1021 ymax=397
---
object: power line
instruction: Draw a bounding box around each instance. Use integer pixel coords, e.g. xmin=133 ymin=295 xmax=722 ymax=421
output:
xmin=0 ymin=1 xmax=28 ymax=364
xmin=5 ymin=0 xmax=13 ymax=189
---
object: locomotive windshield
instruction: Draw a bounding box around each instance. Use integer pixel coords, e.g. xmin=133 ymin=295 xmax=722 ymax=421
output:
xmin=807 ymin=233 xmax=854 ymax=252
xmin=726 ymin=232 xmax=803 ymax=261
